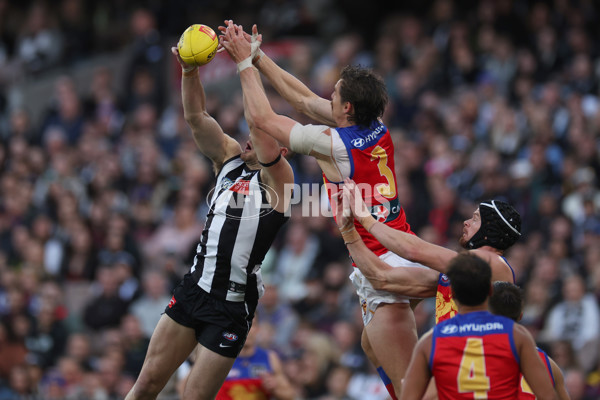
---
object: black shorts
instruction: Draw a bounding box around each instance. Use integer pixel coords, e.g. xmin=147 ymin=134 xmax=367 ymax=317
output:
xmin=164 ymin=273 xmax=255 ymax=358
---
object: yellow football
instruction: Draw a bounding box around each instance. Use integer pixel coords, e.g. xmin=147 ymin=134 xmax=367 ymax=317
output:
xmin=177 ymin=24 xmax=219 ymax=67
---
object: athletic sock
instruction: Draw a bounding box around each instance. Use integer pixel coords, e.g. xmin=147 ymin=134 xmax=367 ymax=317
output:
xmin=376 ymin=366 xmax=397 ymax=400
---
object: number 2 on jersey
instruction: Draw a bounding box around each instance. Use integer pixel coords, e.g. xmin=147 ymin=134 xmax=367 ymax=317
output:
xmin=457 ymin=338 xmax=491 ymax=399
xmin=370 ymin=146 xmax=396 ymax=199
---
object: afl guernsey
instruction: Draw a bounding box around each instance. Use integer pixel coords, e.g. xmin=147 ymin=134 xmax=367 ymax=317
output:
xmin=435 ymin=273 xmax=458 ymax=324
xmin=430 ymin=311 xmax=520 ymax=400
xmin=518 ymin=347 xmax=555 ymax=399
xmin=324 ymin=120 xmax=412 ymax=256
xmin=216 ymin=347 xmax=273 ymax=400
xmin=191 ymin=156 xmax=289 ymax=304
xmin=435 ymin=257 xmax=516 ymax=323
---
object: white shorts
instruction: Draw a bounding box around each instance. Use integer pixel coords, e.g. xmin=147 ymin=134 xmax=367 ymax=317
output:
xmin=350 ymin=251 xmax=428 ymax=326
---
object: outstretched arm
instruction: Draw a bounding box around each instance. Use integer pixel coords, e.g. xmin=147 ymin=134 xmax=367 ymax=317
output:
xmin=244 ymin=66 xmax=294 ymax=213
xmin=173 ymin=47 xmax=241 ymax=171
xmin=346 ymin=240 xmax=437 ymax=297
xmin=221 ymin=22 xmax=297 ymax=148
xmin=333 ymin=190 xmax=437 ymax=298
xmin=344 ymin=179 xmax=458 ymax=273
xmin=253 ymin=51 xmax=335 ymax=126
xmin=219 ymin=22 xmax=334 ymax=126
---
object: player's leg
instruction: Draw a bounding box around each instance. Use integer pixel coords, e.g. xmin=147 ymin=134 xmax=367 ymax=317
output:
xmin=126 ymin=314 xmax=198 ymax=399
xmin=365 ymin=302 xmax=417 ymax=396
xmin=181 ymin=344 xmax=236 ymax=400
xmin=361 ymin=330 xmax=397 ymax=399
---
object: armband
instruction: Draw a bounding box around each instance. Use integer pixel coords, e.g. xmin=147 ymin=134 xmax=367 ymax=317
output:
xmin=258 ymin=153 xmax=281 ymax=167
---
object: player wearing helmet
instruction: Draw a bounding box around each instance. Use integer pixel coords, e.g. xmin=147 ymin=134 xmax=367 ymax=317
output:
xmin=334 ymin=179 xmax=522 ymax=324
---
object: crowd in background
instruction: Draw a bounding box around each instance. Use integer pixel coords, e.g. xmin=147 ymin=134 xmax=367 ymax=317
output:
xmin=0 ymin=0 xmax=600 ymax=399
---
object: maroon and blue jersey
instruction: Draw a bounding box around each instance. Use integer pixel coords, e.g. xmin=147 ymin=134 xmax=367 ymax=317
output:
xmin=518 ymin=347 xmax=555 ymax=399
xmin=430 ymin=311 xmax=520 ymax=400
xmin=216 ymin=347 xmax=273 ymax=400
xmin=324 ymin=120 xmax=412 ymax=257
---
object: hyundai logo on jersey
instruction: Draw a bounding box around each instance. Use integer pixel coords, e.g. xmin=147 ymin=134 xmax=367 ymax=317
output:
xmin=440 ymin=325 xmax=458 ymax=334
xmin=350 ymin=124 xmax=385 ymax=149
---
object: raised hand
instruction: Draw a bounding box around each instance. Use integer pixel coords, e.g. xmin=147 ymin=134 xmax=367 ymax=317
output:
xmin=171 ymin=46 xmax=195 ymax=72
xmin=219 ymin=20 xmax=252 ymax=64
xmin=218 ymin=21 xmax=263 ymax=61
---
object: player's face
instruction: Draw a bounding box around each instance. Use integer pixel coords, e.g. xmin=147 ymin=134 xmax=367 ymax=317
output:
xmin=460 ymin=208 xmax=481 ymax=247
xmin=240 ymin=139 xmax=257 ymax=163
xmin=331 ymin=80 xmax=345 ymax=120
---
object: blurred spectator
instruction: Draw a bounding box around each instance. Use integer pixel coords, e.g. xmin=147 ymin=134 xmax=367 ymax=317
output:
xmin=142 ymin=201 xmax=203 ymax=264
xmin=272 ymin=221 xmax=320 ymax=304
xmin=129 ymin=269 xmax=170 ymax=338
xmin=64 ymin=333 xmax=93 ymax=371
xmin=256 ymin=284 xmax=299 ymax=351
xmin=0 ymin=364 xmax=34 ymax=399
xmin=0 ymin=320 xmax=27 ymax=380
xmin=16 ymin=2 xmax=64 ymax=74
xmin=56 ymin=356 xmax=85 ymax=398
xmin=541 ymin=274 xmax=600 ymax=371
xmin=119 ymin=314 xmax=149 ymax=376
xmin=564 ymin=368 xmax=596 ymax=400
xmin=82 ymin=265 xmax=128 ymax=331
xmin=24 ymin=302 xmax=68 ymax=368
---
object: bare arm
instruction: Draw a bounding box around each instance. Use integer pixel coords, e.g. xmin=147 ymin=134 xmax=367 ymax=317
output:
xmin=400 ymin=332 xmax=433 ymax=400
xmin=344 ymin=179 xmax=458 ymax=273
xmin=346 ymin=240 xmax=437 ymax=297
xmin=173 ymin=48 xmax=241 ymax=171
xmin=548 ymin=358 xmax=571 ymax=400
xmin=221 ymin=23 xmax=297 ymax=149
xmin=254 ymin=52 xmax=335 ymax=126
xmin=244 ymin=67 xmax=294 ymax=213
xmin=333 ymin=187 xmax=437 ymax=297
xmin=470 ymin=249 xmax=515 ymax=283
xmin=516 ymin=325 xmax=558 ymax=400
xmin=218 ymin=21 xmax=334 ymax=126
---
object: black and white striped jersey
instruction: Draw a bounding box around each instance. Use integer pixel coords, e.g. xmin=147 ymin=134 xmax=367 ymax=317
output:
xmin=190 ymin=155 xmax=289 ymax=304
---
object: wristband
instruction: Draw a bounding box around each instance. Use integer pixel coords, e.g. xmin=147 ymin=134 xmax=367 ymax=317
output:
xmin=182 ymin=66 xmax=198 ymax=77
xmin=360 ymin=215 xmax=377 ymax=232
xmin=341 ymin=228 xmax=361 ymax=245
xmin=253 ymin=49 xmax=265 ymax=64
xmin=237 ymin=57 xmax=253 ymax=73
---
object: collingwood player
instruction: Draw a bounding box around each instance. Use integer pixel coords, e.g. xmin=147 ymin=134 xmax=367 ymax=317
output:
xmin=126 ymin=47 xmax=293 ymax=400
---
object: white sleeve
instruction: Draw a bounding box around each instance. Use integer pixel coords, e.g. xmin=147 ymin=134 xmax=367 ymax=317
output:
xmin=289 ymin=123 xmax=350 ymax=178
xmin=289 ymin=123 xmax=332 ymax=156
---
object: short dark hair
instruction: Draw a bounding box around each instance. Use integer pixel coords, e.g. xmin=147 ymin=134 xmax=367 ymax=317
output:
xmin=489 ymin=281 xmax=523 ymax=322
xmin=339 ymin=65 xmax=388 ymax=127
xmin=446 ymin=254 xmax=492 ymax=306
